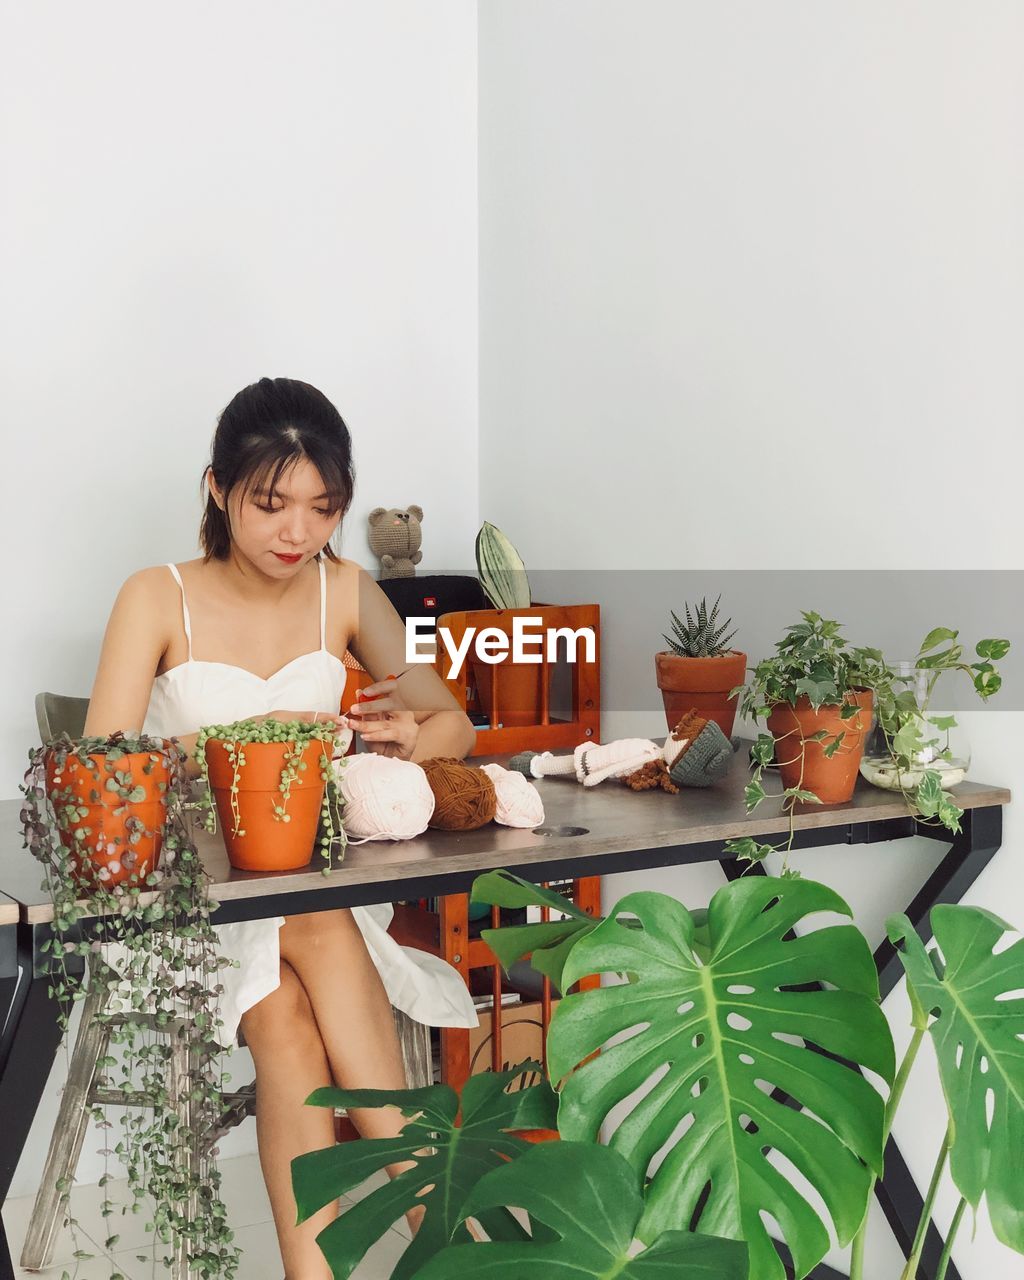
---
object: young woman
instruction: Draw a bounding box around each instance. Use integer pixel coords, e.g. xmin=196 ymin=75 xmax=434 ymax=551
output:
xmin=85 ymin=377 xmax=478 ymax=1279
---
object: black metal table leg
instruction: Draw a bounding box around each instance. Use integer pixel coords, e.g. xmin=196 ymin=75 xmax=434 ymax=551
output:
xmin=718 ymin=807 xmax=1003 ymax=1280
xmin=0 ymin=923 xmax=68 ymax=1280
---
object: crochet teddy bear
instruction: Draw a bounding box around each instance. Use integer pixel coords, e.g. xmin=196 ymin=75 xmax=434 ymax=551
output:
xmin=368 ymin=505 xmax=423 ymax=579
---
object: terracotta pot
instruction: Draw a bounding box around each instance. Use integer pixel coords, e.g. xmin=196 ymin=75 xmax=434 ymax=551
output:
xmin=45 ymin=750 xmax=169 ymax=891
xmin=205 ymin=738 xmax=329 ymax=871
xmin=766 ymin=689 xmax=873 ymax=804
xmin=655 ymin=651 xmax=748 ymax=737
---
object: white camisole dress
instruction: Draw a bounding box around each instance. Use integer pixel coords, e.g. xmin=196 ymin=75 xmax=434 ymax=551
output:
xmin=104 ymin=559 xmax=478 ymax=1048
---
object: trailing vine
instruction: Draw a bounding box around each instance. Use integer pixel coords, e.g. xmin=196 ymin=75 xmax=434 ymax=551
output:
xmin=20 ymin=732 xmax=241 ymax=1279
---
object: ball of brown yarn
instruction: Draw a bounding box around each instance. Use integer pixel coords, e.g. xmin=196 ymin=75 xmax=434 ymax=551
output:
xmin=421 ymin=757 xmax=497 ymax=830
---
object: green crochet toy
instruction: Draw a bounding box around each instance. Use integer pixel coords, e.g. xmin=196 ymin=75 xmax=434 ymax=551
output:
xmin=510 ymin=711 xmax=732 ymax=792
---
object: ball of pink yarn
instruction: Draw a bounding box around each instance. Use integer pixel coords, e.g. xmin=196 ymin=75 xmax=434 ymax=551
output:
xmin=335 ymin=754 xmax=435 ymax=841
xmin=480 ymin=763 xmax=545 ymax=828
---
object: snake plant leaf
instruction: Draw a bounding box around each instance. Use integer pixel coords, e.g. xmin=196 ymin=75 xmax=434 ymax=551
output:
xmin=292 ymin=1066 xmax=557 ymax=1280
xmin=548 ymin=877 xmax=895 ymax=1280
xmin=888 ymin=907 xmax=1024 ymax=1253
xmin=475 ymin=521 xmax=531 ymax=610
xmin=412 ymin=1141 xmax=749 ymax=1280
xmin=472 ymin=869 xmax=601 ymax=992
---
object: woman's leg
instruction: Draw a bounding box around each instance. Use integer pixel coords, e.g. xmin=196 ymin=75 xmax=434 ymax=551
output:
xmin=239 ymin=959 xmax=338 ymax=1280
xmin=277 ymin=911 xmax=421 ymax=1173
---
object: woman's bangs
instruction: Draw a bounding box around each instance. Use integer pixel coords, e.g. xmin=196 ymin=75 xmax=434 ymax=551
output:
xmin=239 ymin=446 xmax=348 ymax=515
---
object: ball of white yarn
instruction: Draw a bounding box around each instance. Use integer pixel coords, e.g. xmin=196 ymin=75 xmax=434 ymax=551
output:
xmin=335 ymin=754 xmax=435 ymax=841
xmin=480 ymin=763 xmax=545 ymax=828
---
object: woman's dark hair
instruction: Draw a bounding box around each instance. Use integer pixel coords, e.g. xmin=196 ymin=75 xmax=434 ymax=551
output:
xmin=200 ymin=377 xmax=355 ymax=561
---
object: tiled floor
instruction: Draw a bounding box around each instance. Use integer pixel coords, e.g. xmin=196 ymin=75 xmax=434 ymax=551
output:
xmin=3 ymin=1156 xmax=409 ymax=1279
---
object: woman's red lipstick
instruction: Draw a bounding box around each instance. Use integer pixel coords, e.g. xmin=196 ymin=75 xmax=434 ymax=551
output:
xmin=274 ymin=552 xmax=303 ymax=564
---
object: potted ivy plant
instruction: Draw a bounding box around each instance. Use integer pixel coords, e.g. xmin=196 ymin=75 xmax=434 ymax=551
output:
xmin=195 ymin=718 xmax=345 ymax=873
xmin=655 ymin=595 xmax=746 ymax=737
xmin=737 ymin=611 xmax=874 ymax=805
xmin=729 ymin=620 xmax=1011 ymax=871
xmin=20 ymin=732 xmax=240 ymax=1278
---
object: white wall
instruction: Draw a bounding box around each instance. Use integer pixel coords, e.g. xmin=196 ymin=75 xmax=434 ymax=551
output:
xmin=3 ymin=0 xmax=478 ymax=1198
xmin=1 ymin=0 xmax=480 ymax=794
xmin=479 ymin=4 xmax=1024 ymax=1278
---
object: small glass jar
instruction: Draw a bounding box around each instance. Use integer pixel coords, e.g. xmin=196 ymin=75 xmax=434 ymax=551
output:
xmin=860 ymin=663 xmax=971 ymax=792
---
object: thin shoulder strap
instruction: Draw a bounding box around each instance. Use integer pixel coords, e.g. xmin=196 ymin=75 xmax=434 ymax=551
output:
xmin=318 ymin=557 xmax=328 ymax=651
xmin=166 ymin=564 xmax=194 ymax=661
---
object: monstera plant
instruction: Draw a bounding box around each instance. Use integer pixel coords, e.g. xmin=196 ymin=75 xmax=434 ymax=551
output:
xmin=884 ymin=907 xmax=1024 ymax=1279
xmin=551 ymin=876 xmax=894 ymax=1280
xmin=415 ymin=1142 xmax=749 ymax=1279
xmin=290 ymin=874 xmax=1024 ymax=1280
xmin=294 ymin=1072 xmax=746 ymax=1280
xmin=469 ymin=873 xmax=1024 ymax=1280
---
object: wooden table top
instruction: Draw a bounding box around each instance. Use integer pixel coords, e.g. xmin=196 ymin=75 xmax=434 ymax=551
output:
xmin=0 ymin=752 xmax=1008 ymax=926
xmin=0 ymin=891 xmax=18 ymax=926
xmin=0 ymin=750 xmax=1010 ymax=925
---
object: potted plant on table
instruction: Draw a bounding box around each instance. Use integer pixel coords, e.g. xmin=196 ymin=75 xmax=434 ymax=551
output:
xmin=655 ymin=595 xmax=746 ymax=737
xmin=860 ymin=627 xmax=1010 ymax=802
xmin=20 ymin=732 xmax=240 ymax=1279
xmin=727 ymin=616 xmax=1011 ymax=871
xmin=470 ymin=520 xmax=542 ymax=727
xmin=195 ymin=718 xmax=346 ymax=874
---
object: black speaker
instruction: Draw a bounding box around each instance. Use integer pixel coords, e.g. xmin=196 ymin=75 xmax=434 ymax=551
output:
xmin=378 ymin=574 xmax=489 ymax=623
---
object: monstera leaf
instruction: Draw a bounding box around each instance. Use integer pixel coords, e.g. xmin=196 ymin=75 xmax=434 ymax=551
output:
xmin=413 ymin=1141 xmax=749 ymax=1279
xmin=472 ymin=869 xmax=601 ymax=993
xmin=888 ymin=907 xmax=1024 ymax=1253
xmin=548 ymin=876 xmax=895 ymax=1280
xmin=293 ymin=1065 xmax=557 ymax=1279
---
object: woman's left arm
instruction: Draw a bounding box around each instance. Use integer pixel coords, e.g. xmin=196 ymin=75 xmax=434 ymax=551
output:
xmin=342 ymin=565 xmax=476 ymax=763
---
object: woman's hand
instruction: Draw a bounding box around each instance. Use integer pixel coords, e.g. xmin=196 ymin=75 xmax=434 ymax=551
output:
xmin=343 ymin=677 xmax=420 ymax=760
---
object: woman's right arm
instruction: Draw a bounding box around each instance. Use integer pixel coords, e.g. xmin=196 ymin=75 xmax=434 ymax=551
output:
xmin=83 ymin=570 xmax=183 ymax=749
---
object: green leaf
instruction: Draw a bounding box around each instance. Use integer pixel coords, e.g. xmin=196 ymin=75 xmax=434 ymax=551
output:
xmin=785 ymin=787 xmax=823 ymax=805
xmin=743 ymin=779 xmax=766 ymax=809
xmin=929 ymin=715 xmax=958 ymax=732
xmin=481 ymin=921 xmax=594 ymax=994
xmin=292 ymin=1067 xmax=556 ymax=1279
xmin=976 ymin=638 xmax=1010 ymax=661
xmin=887 ymin=908 xmax=1024 ymax=1253
xmin=915 ymin=772 xmax=944 ymax=819
xmin=937 ymin=793 xmax=964 ymax=834
xmin=794 ymin=677 xmax=837 ymax=709
xmin=892 ymin=718 xmax=925 ymax=762
xmin=413 ymin=1141 xmax=748 ymax=1279
xmin=751 ymin=735 xmax=775 ymax=766
xmin=476 ymin=522 xmax=531 ymax=610
xmin=472 ymin=871 xmax=599 ymax=992
xmin=723 ymin=837 xmax=776 ymax=867
xmin=822 ymin=732 xmax=846 ymax=759
xmin=919 ymin=627 xmax=958 ymax=655
xmin=548 ymin=878 xmax=895 ymax=1280
xmin=471 ymin=869 xmax=590 ymax=920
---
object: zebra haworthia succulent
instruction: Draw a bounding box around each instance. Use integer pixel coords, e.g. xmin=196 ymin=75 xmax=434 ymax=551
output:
xmin=663 ymin=595 xmax=737 ymax=658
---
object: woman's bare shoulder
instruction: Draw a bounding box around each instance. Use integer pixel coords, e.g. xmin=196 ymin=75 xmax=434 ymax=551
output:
xmin=116 ymin=562 xmax=185 ymax=600
xmin=108 ymin=564 xmax=188 ymax=636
